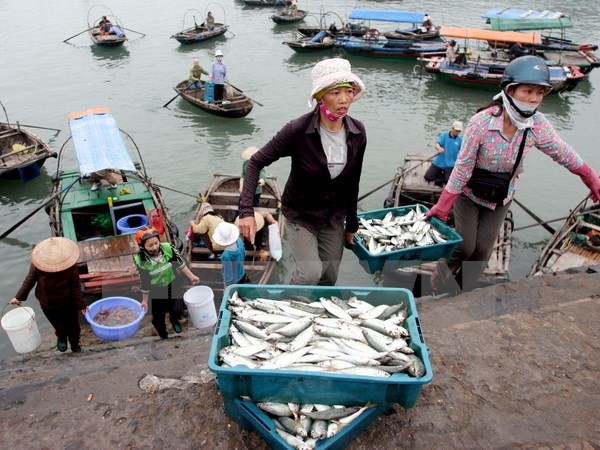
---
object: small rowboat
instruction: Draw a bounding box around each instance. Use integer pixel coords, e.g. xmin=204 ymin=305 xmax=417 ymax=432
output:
xmin=243 ymin=0 xmax=290 ymax=7
xmin=174 ymin=80 xmax=254 ymax=118
xmin=185 ymin=174 xmax=284 ymax=300
xmin=271 ymin=9 xmax=307 ymax=24
xmin=47 ymin=107 xmax=182 ymax=297
xmin=529 ymin=196 xmax=600 ymax=277
xmin=87 ymin=8 xmax=128 ymax=47
xmin=171 ymin=24 xmax=229 ymax=44
xmin=383 ymin=27 xmax=440 ymax=41
xmin=0 ymin=123 xmax=57 ymax=181
xmin=283 ymin=30 xmax=335 ymax=53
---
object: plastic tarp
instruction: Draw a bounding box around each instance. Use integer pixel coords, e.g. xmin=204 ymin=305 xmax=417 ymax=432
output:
xmin=482 ymin=8 xmax=568 ymax=20
xmin=439 ymin=27 xmax=542 ymax=45
xmin=67 ymin=107 xmax=136 ymax=174
xmin=348 ymin=9 xmax=426 ymax=24
xmin=489 ymin=17 xmax=573 ymax=31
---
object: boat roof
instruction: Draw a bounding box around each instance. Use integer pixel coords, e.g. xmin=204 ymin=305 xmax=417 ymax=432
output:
xmin=482 ymin=8 xmax=573 ymax=30
xmin=348 ymin=9 xmax=426 ymax=24
xmin=67 ymin=107 xmax=136 ymax=174
xmin=440 ymin=27 xmax=542 ymax=44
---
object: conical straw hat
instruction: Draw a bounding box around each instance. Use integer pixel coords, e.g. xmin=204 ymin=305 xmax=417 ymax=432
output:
xmin=31 ymin=237 xmax=80 ymax=273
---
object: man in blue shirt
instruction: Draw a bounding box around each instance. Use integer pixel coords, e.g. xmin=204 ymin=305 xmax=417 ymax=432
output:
xmin=424 ymin=120 xmax=463 ymax=186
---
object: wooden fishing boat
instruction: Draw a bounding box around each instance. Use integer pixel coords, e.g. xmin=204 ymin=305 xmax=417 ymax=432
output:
xmin=243 ymin=0 xmax=290 ymax=7
xmin=271 ymin=9 xmax=307 ymax=24
xmin=47 ymin=107 xmax=182 ymax=297
xmin=296 ymin=22 xmax=368 ymax=38
xmin=174 ymin=81 xmax=254 ymax=118
xmin=170 ymin=8 xmax=229 ymax=44
xmin=383 ymin=27 xmax=440 ymax=41
xmin=421 ymin=55 xmax=585 ymax=94
xmin=283 ymin=31 xmax=336 ymax=53
xmin=0 ymin=123 xmax=57 ymax=181
xmin=340 ymin=37 xmax=447 ymax=60
xmin=185 ymin=174 xmax=284 ymax=300
xmin=381 ymin=153 xmax=513 ymax=292
xmin=87 ymin=9 xmax=128 ymax=47
xmin=529 ymin=196 xmax=600 ymax=277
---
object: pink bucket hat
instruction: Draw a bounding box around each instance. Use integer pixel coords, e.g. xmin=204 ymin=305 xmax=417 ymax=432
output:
xmin=308 ymin=58 xmax=366 ymax=107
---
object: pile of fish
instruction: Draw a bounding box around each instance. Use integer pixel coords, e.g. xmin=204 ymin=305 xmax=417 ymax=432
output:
xmin=249 ymin=399 xmax=374 ymax=449
xmin=356 ymin=206 xmax=448 ymax=255
xmin=93 ymin=306 xmax=139 ymax=327
xmin=218 ymin=292 xmax=426 ymax=378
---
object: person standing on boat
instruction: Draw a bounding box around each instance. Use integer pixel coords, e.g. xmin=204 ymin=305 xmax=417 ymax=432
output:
xmin=206 ymin=11 xmax=215 ymax=30
xmin=210 ymin=50 xmax=228 ymax=103
xmin=420 ymin=14 xmax=434 ymax=33
xmin=424 ymin=121 xmax=463 ymax=186
xmin=240 ymin=146 xmax=267 ymax=207
xmin=10 ymin=237 xmax=87 ymax=353
xmin=427 ymin=56 xmax=600 ymax=294
xmin=288 ymin=0 xmax=298 ymax=15
xmin=445 ymin=40 xmax=458 ymax=64
xmin=189 ymin=59 xmax=209 ymax=89
xmin=134 ymin=226 xmax=199 ymax=339
xmin=237 ymin=58 xmax=367 ymax=286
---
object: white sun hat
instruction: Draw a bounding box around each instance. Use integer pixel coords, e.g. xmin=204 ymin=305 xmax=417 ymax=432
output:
xmin=308 ymin=58 xmax=366 ymax=107
xmin=213 ymin=222 xmax=240 ymax=247
xmin=215 ymin=49 xmax=224 ymax=57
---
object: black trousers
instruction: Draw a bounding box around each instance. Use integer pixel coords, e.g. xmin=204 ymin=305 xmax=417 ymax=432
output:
xmin=150 ymin=283 xmax=184 ymax=335
xmin=42 ymin=304 xmax=81 ymax=348
xmin=214 ymin=84 xmax=225 ymax=102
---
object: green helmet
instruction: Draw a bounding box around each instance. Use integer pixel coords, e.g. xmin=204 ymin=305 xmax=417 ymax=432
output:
xmin=501 ymin=56 xmax=551 ymax=88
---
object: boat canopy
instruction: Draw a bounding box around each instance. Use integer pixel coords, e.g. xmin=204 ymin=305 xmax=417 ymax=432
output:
xmin=348 ymin=9 xmax=426 ymax=24
xmin=67 ymin=107 xmax=136 ymax=174
xmin=440 ymin=27 xmax=542 ymax=45
xmin=483 ymin=8 xmax=573 ymax=30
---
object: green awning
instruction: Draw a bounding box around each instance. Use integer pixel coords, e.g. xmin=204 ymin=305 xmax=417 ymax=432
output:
xmin=490 ymin=17 xmax=573 ymax=31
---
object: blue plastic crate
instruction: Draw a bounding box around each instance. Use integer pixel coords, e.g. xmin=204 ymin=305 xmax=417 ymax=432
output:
xmin=351 ymin=204 xmax=463 ymax=273
xmin=208 ymin=285 xmax=433 ymax=409
xmin=224 ymin=398 xmax=386 ymax=450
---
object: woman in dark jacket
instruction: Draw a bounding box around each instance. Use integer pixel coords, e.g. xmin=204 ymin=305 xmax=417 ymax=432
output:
xmin=10 ymin=237 xmax=87 ymax=353
xmin=237 ymin=58 xmax=367 ymax=286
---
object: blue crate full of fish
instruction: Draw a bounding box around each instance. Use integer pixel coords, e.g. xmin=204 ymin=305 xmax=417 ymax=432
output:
xmin=351 ymin=204 xmax=463 ymax=273
xmin=222 ymin=398 xmax=386 ymax=450
xmin=208 ymin=284 xmax=433 ymax=411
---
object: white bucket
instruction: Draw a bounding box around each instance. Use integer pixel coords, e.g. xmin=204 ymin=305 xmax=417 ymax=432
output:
xmin=183 ymin=286 xmax=217 ymax=329
xmin=1 ymin=306 xmax=42 ymax=353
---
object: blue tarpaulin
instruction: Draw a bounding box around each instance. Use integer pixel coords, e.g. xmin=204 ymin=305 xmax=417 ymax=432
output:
xmin=67 ymin=108 xmax=136 ymax=175
xmin=348 ymin=9 xmax=426 ymax=24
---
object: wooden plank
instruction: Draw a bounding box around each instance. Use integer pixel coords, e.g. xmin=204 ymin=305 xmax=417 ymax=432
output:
xmin=77 ymin=234 xmax=138 ymax=263
xmin=213 ymin=205 xmax=278 ymax=212
xmin=86 ymin=255 xmax=136 ymax=273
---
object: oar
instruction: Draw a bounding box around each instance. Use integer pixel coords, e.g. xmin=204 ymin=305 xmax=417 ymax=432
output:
xmin=3 ymin=123 xmax=61 ymax=133
xmin=225 ymin=82 xmax=264 ymax=107
xmin=63 ymin=28 xmax=93 ymax=43
xmin=163 ymin=82 xmax=194 ymax=108
xmin=121 ymin=27 xmax=146 ymax=37
xmin=0 ymin=178 xmax=80 ymax=240
xmin=513 ymin=206 xmax=600 ymax=232
xmin=357 ymin=153 xmax=436 ymax=202
xmin=512 ymin=197 xmax=556 ymax=234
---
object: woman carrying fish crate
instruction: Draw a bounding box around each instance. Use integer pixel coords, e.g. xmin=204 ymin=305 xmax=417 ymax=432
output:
xmin=427 ymin=56 xmax=600 ymax=294
xmin=237 ymin=58 xmax=367 ymax=286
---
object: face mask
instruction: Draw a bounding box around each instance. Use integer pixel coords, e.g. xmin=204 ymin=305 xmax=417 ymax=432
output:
xmin=318 ymin=101 xmax=343 ymax=121
xmin=493 ymin=90 xmax=535 ymax=130
xmin=508 ymin=95 xmax=540 ymax=116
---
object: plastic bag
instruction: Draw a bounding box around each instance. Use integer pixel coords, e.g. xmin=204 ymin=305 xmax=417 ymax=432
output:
xmin=268 ymin=223 xmax=282 ymax=261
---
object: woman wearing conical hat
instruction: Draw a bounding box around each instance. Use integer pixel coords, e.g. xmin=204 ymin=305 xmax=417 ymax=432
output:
xmin=10 ymin=237 xmax=86 ymax=353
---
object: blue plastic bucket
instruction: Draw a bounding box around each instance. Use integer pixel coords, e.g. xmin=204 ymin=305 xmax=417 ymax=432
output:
xmin=84 ymin=297 xmax=145 ymax=341
xmin=116 ymin=214 xmax=149 ymax=235
xmin=204 ymin=81 xmax=215 ymax=103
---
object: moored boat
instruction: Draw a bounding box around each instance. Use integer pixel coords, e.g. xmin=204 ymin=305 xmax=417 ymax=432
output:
xmin=0 ymin=122 xmax=57 ymax=181
xmin=174 ymin=80 xmax=254 ymax=118
xmin=243 ymin=0 xmax=290 ymax=7
xmin=47 ymin=107 xmax=182 ymax=297
xmin=271 ymin=9 xmax=307 ymax=24
xmin=529 ymin=196 xmax=600 ymax=277
xmin=170 ymin=8 xmax=229 ymax=44
xmin=283 ymin=30 xmax=336 ymax=53
xmin=185 ymin=174 xmax=284 ymax=300
xmin=341 ymin=37 xmax=447 ymax=60
xmin=296 ymin=22 xmax=368 ymax=38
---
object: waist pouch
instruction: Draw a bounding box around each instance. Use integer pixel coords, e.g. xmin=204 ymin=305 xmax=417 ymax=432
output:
xmin=466 ymin=168 xmax=511 ymax=204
